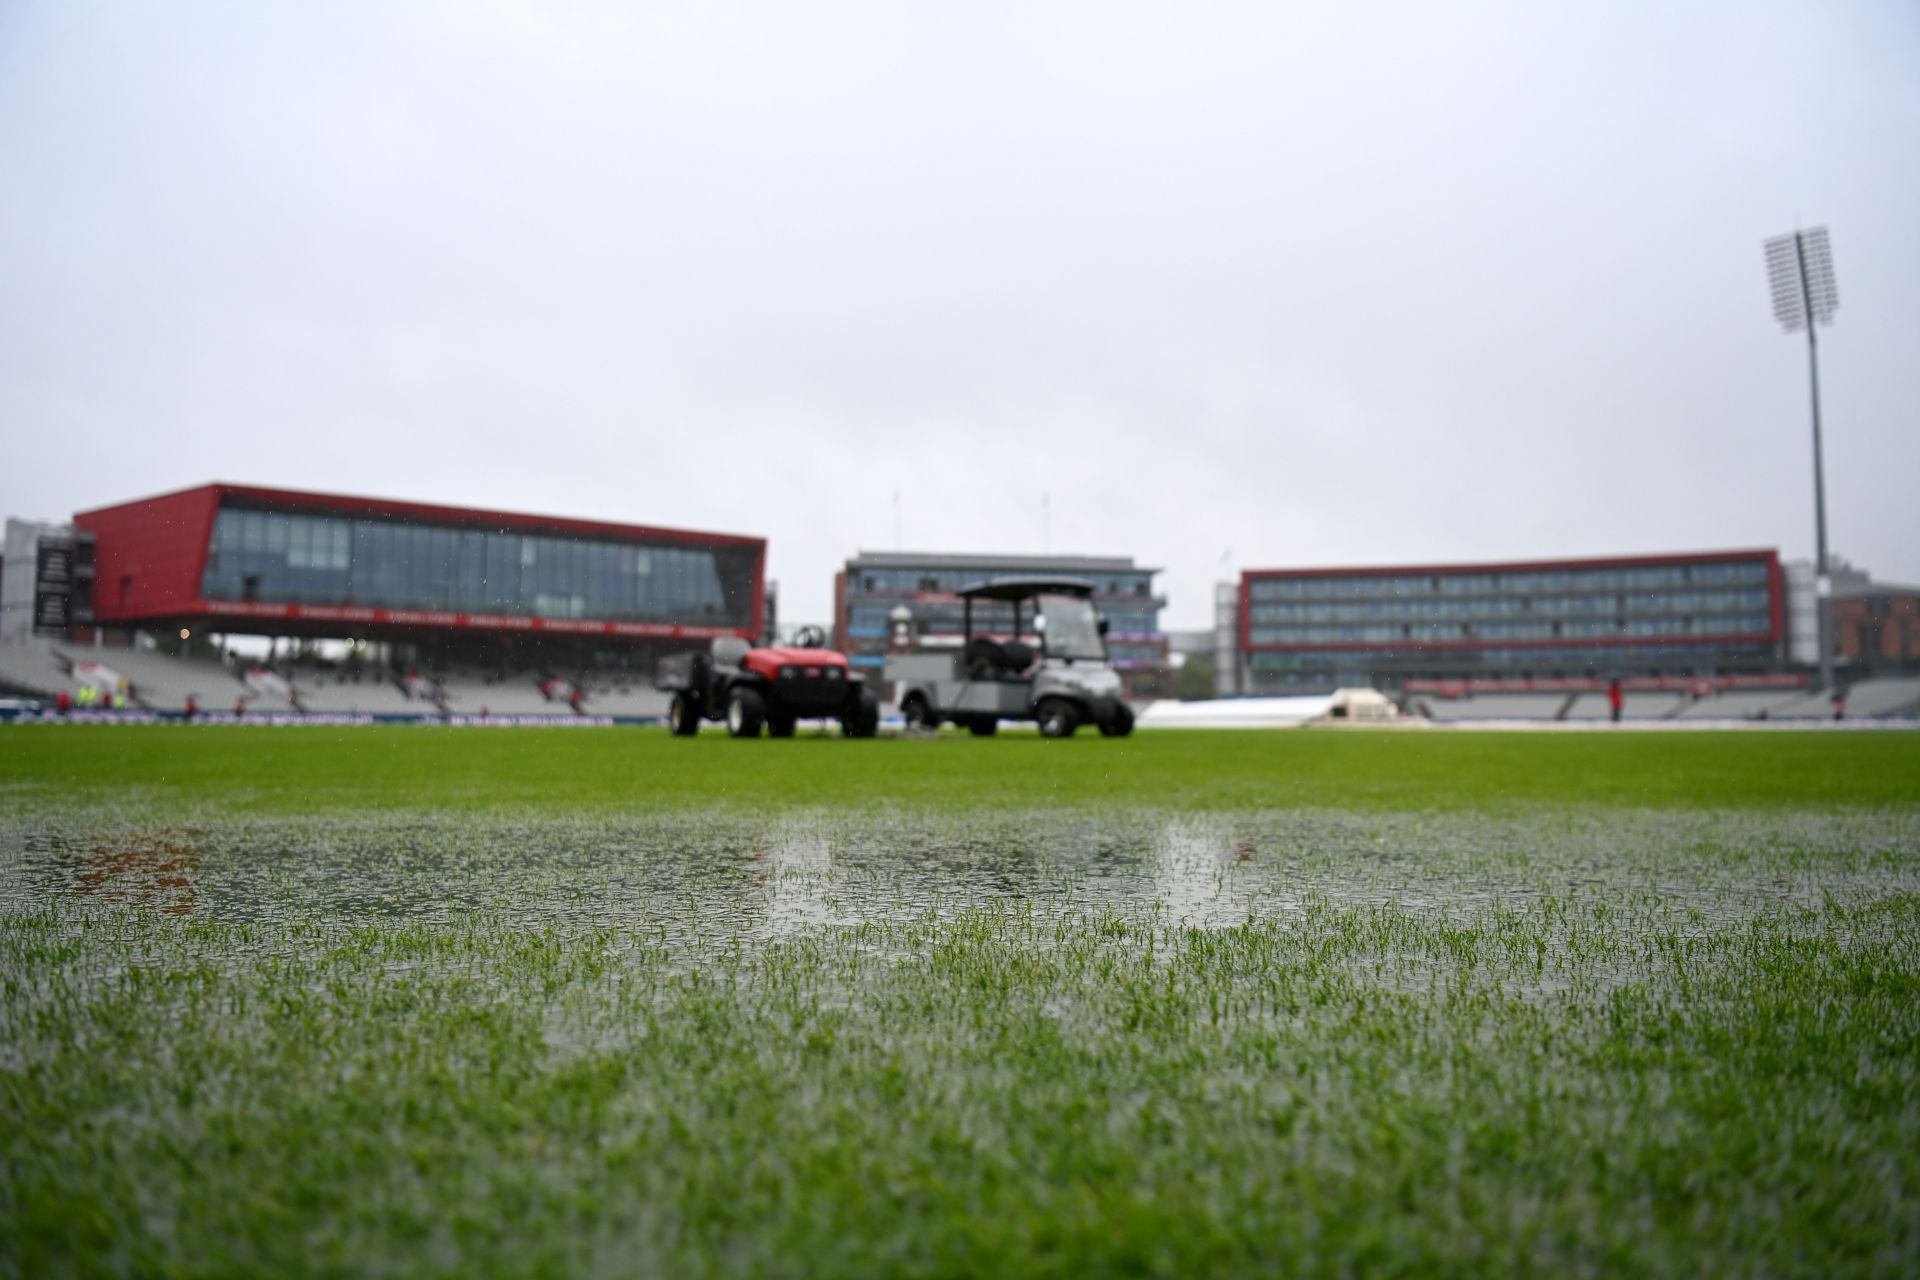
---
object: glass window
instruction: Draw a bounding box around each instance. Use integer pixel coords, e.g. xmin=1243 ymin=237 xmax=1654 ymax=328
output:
xmin=198 ymin=509 xmax=755 ymax=626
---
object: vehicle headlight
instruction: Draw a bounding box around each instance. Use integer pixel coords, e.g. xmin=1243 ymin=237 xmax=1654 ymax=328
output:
xmin=780 ymin=665 xmax=796 ymax=679
xmin=824 ymin=668 xmax=842 ymax=679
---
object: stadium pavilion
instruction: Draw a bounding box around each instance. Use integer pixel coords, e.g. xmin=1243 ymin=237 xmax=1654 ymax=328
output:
xmin=3 ymin=483 xmax=766 ymax=672
xmin=1233 ymin=550 xmax=1788 ymax=695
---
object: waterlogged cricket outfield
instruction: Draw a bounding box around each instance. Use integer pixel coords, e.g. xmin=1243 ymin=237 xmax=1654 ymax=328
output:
xmin=3 ymin=727 xmax=1918 ymax=1275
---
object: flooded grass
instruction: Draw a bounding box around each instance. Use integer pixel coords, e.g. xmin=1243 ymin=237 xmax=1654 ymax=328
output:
xmin=3 ymin=732 xmax=1920 ymax=1274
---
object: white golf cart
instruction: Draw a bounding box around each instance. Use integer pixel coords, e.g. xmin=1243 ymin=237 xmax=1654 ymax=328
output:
xmin=883 ymin=576 xmax=1134 ymax=738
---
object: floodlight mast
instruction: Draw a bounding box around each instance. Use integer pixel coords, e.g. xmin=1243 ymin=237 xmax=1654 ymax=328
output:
xmin=1764 ymin=227 xmax=1839 ymax=695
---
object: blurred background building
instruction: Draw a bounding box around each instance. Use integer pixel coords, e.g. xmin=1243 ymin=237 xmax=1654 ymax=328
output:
xmin=1831 ymin=580 xmax=1920 ymax=670
xmin=1232 ymin=550 xmax=1787 ymax=695
xmin=0 ymin=482 xmax=764 ymax=717
xmin=834 ymin=550 xmax=1169 ymax=698
xmin=1784 ymin=555 xmax=1869 ymax=668
xmin=73 ymin=483 xmax=763 ymax=658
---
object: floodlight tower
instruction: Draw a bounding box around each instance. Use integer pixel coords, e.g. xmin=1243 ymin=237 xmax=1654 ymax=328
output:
xmin=1763 ymin=226 xmax=1840 ymax=693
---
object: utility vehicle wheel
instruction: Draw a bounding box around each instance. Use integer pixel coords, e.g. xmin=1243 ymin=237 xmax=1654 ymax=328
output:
xmin=668 ymin=692 xmax=702 ymax=736
xmin=1036 ymin=698 xmax=1078 ymax=739
xmin=901 ymin=693 xmax=937 ymax=733
xmin=1098 ymin=703 xmax=1135 ymax=738
xmin=842 ymin=688 xmax=880 ymax=738
xmin=967 ymin=718 xmax=999 ymax=737
xmin=767 ymin=711 xmax=796 ymax=738
xmin=726 ymin=687 xmax=765 ymax=738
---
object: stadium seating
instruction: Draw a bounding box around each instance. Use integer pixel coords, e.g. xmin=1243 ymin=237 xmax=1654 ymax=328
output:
xmin=0 ymin=641 xmax=250 ymax=710
xmin=290 ymin=673 xmax=421 ymax=715
xmin=1412 ymin=682 xmax=1918 ymax=724
xmin=11 ymin=634 xmax=1911 ymax=724
xmin=1422 ymin=694 xmax=1568 ymax=721
xmin=583 ymin=685 xmax=671 ymax=718
xmin=71 ymin=646 xmax=252 ymax=711
xmin=1765 ymin=691 xmax=1849 ymax=719
xmin=432 ymin=670 xmax=580 ymax=717
xmin=1840 ymin=677 xmax=1920 ymax=718
xmin=1765 ymin=677 xmax=1920 ymax=720
xmin=0 ymin=640 xmax=678 ymax=718
xmin=0 ymin=643 xmax=66 ymax=699
xmin=1672 ymin=690 xmax=1800 ymax=720
xmin=1559 ymin=692 xmax=1685 ymax=721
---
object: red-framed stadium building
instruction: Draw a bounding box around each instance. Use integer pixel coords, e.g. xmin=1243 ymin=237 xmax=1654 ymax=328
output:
xmin=1239 ymin=549 xmax=1786 ymax=693
xmin=71 ymin=483 xmax=765 ymax=661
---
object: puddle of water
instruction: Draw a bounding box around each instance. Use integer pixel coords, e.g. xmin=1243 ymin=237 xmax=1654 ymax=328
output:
xmin=3 ymin=809 xmax=1915 ymax=950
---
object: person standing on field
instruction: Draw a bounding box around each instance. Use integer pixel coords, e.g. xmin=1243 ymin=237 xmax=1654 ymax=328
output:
xmin=1607 ymin=677 xmax=1624 ymax=724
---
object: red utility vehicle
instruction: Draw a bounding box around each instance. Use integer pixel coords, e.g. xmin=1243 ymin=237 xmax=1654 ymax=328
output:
xmin=654 ymin=626 xmax=880 ymax=739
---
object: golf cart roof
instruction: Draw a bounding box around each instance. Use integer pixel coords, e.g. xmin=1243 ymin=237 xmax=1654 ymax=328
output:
xmin=956 ymin=576 xmax=1097 ymax=602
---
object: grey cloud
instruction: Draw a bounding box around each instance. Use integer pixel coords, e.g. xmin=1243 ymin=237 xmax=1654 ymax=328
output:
xmin=1 ymin=0 xmax=1915 ymax=627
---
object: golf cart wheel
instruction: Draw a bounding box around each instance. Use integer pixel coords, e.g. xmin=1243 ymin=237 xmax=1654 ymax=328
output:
xmin=766 ymin=710 xmax=797 ymax=738
xmin=668 ymin=692 xmax=701 ymax=736
xmin=1036 ymin=698 xmax=1078 ymax=739
xmin=967 ymin=718 xmax=998 ymax=737
xmin=726 ymin=687 xmax=766 ymax=738
xmin=842 ymin=688 xmax=880 ymax=738
xmin=901 ymin=693 xmax=937 ymax=733
xmin=1098 ymin=703 xmax=1135 ymax=738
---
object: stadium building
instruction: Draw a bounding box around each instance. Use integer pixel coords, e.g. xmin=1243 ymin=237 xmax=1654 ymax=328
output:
xmin=0 ymin=483 xmax=765 ymax=716
xmin=61 ymin=483 xmax=764 ymax=651
xmin=1236 ymin=549 xmax=1787 ymax=695
xmin=1833 ymin=582 xmax=1920 ymax=670
xmin=834 ymin=551 xmax=1170 ymax=697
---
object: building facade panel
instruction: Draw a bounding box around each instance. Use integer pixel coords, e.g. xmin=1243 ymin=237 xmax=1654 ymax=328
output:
xmin=74 ymin=486 xmax=221 ymax=623
xmin=72 ymin=483 xmax=766 ymax=644
xmin=836 ymin=551 xmax=1170 ymax=697
xmin=1239 ymin=550 xmax=1785 ymax=692
xmin=1833 ymin=589 xmax=1920 ymax=666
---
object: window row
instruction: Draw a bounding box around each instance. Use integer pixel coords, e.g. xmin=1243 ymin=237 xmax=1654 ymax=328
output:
xmin=200 ymin=508 xmax=755 ymax=625
xmin=1108 ymin=642 xmax=1167 ymax=665
xmin=1247 ymin=562 xmax=1769 ymax=602
xmin=1247 ymin=589 xmax=1770 ymax=624
xmin=1248 ymin=640 xmax=1776 ymax=671
xmin=850 ymin=567 xmax=1156 ymax=598
xmin=1250 ymin=614 xmax=1771 ymax=646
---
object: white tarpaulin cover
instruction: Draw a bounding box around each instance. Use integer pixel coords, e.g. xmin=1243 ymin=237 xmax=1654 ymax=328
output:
xmin=1135 ymin=689 xmax=1400 ymax=729
xmin=1135 ymin=695 xmax=1333 ymax=728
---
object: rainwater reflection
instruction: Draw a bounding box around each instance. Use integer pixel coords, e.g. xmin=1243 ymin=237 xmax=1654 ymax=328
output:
xmin=3 ymin=808 xmax=1915 ymax=951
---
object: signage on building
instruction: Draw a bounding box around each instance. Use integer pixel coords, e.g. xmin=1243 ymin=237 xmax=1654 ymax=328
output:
xmin=32 ymin=539 xmax=74 ymax=636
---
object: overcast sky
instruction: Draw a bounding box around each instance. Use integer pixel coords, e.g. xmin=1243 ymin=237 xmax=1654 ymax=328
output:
xmin=2 ymin=1 xmax=1915 ymax=629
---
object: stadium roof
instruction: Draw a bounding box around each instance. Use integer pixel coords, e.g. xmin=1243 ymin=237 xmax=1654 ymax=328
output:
xmin=956 ymin=576 xmax=1096 ymax=601
xmin=847 ymin=550 xmax=1157 ymax=573
xmin=1242 ymin=548 xmax=1777 ymax=580
xmin=1835 ymin=580 xmax=1920 ymax=599
xmin=76 ymin=482 xmax=762 ymax=549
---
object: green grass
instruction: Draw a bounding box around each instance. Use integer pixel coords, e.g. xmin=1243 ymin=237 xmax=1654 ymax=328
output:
xmin=3 ymin=728 xmax=1919 ymax=1276
xmin=3 ymin=724 xmax=1918 ymax=814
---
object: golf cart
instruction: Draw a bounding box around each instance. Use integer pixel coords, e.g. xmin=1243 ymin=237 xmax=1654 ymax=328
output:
xmin=655 ymin=625 xmax=880 ymax=738
xmin=884 ymin=577 xmax=1134 ymax=738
